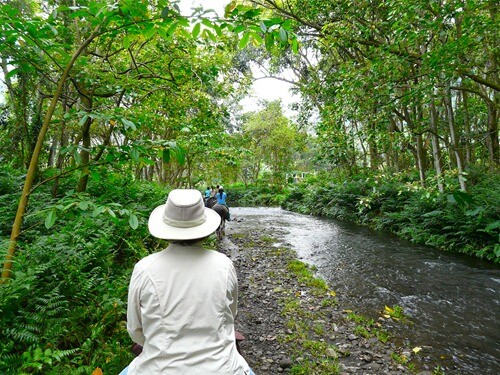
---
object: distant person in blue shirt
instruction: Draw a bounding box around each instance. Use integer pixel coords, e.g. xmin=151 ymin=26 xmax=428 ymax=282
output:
xmin=216 ymin=186 xmax=230 ymax=220
xmin=216 ymin=186 xmax=227 ymax=205
xmin=204 ymin=186 xmax=211 ymax=198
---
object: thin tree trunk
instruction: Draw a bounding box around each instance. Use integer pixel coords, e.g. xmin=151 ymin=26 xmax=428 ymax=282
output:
xmin=444 ymin=87 xmax=467 ymax=191
xmin=429 ymin=100 xmax=444 ymax=193
xmin=51 ymin=99 xmax=69 ymax=198
xmin=461 ymin=91 xmax=473 ymax=166
xmin=76 ymin=95 xmax=93 ymax=193
xmin=486 ymin=101 xmax=498 ymax=165
xmin=403 ymin=105 xmax=426 ymax=187
xmin=2 ymin=31 xmax=99 ymax=281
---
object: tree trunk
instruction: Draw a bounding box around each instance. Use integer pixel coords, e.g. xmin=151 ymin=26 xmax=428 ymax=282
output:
xmin=402 ymin=105 xmax=426 ymax=187
xmin=486 ymin=100 xmax=499 ymax=165
xmin=429 ymin=100 xmax=444 ymax=193
xmin=76 ymin=94 xmax=93 ymax=193
xmin=461 ymin=91 xmax=473 ymax=166
xmin=2 ymin=31 xmax=99 ymax=281
xmin=444 ymin=87 xmax=467 ymax=191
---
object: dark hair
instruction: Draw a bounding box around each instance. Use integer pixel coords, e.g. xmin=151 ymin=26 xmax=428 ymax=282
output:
xmin=173 ymin=237 xmax=209 ymax=245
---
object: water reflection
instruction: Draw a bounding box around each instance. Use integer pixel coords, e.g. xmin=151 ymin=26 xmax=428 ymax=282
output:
xmin=228 ymin=207 xmax=500 ymax=374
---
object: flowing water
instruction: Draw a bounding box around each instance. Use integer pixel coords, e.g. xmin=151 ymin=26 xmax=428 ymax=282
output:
xmin=227 ymin=207 xmax=500 ymax=374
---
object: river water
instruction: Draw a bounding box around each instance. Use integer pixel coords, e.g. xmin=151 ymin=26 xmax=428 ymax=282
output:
xmin=227 ymin=207 xmax=500 ymax=374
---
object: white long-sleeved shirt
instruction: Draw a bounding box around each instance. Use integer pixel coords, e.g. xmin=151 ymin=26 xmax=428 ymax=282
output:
xmin=126 ymin=243 xmax=250 ymax=374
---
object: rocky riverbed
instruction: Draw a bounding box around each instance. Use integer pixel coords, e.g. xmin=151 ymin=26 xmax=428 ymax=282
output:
xmin=219 ymin=219 xmax=434 ymax=375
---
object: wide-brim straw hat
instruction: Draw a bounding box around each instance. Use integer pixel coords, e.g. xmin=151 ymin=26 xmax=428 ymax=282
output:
xmin=148 ymin=189 xmax=221 ymax=240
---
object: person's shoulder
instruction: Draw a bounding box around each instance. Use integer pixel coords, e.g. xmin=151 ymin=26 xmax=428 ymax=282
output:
xmin=207 ymin=249 xmax=232 ymax=263
xmin=133 ymin=250 xmax=164 ymax=272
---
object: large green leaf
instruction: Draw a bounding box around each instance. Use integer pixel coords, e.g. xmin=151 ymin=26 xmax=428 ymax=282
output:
xmin=44 ymin=209 xmax=57 ymax=229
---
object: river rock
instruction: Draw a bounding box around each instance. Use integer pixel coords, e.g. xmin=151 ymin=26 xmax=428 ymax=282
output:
xmin=224 ymin=222 xmax=411 ymax=375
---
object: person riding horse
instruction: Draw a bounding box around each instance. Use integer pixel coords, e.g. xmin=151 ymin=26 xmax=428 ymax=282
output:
xmin=215 ymin=186 xmax=230 ymax=221
xmin=204 ymin=187 xmax=230 ymax=239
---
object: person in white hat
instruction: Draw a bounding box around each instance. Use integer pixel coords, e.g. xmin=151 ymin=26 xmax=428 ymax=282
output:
xmin=119 ymin=189 xmax=254 ymax=375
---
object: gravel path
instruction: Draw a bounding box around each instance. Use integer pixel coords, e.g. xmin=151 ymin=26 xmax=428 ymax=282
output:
xmin=218 ymin=219 xmax=433 ymax=375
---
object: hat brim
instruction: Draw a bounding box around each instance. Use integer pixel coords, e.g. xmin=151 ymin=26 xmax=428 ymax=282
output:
xmin=148 ymin=205 xmax=221 ymax=240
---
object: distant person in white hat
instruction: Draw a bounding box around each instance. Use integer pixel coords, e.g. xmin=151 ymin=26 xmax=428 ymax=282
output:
xmin=119 ymin=189 xmax=253 ymax=375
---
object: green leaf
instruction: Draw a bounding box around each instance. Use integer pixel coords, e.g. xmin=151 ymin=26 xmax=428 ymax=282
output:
xmin=92 ymin=206 xmax=106 ymax=217
xmin=78 ymin=115 xmax=89 ymax=127
xmin=166 ymin=22 xmax=178 ymax=36
xmin=251 ymin=32 xmax=263 ymax=46
xmin=123 ymin=34 xmax=132 ymax=49
xmin=129 ymin=214 xmax=139 ymax=230
xmin=265 ymin=33 xmax=273 ymax=49
xmin=5 ymin=68 xmax=20 ymax=80
xmin=449 ymin=191 xmax=474 ymax=206
xmin=107 ymin=208 xmax=116 ymax=218
xmin=173 ymin=146 xmax=186 ymax=165
xmin=202 ymin=29 xmax=217 ymax=42
xmin=192 ymin=23 xmax=201 ymax=38
xmin=485 ymin=220 xmax=500 ymax=231
xmin=90 ymin=170 xmax=101 ymax=182
xmin=212 ymin=23 xmax=222 ymax=36
xmin=45 ymin=209 xmax=57 ymax=229
xmin=243 ymin=9 xmax=261 ymax=19
xmin=234 ymin=24 xmax=245 ymax=33
xmin=161 ymin=6 xmax=170 ymax=20
xmin=144 ymin=24 xmax=157 ymax=39
xmin=78 ymin=201 xmax=89 ymax=210
xmin=120 ymin=118 xmax=136 ymax=131
xmin=238 ymin=32 xmax=251 ymax=49
xmin=292 ymin=38 xmax=299 ymax=53
xmin=201 ymin=18 xmax=213 ymax=28
xmin=162 ymin=148 xmax=170 ymax=163
xmin=130 ymin=148 xmax=140 ymax=162
xmin=278 ymin=27 xmax=288 ymax=43
xmin=73 ymin=150 xmax=82 ymax=164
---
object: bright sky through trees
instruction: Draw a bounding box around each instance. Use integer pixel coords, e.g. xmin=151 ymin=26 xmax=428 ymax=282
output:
xmin=179 ymin=0 xmax=297 ymax=115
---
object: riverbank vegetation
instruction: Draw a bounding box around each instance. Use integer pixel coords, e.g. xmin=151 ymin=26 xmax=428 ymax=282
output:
xmin=281 ymin=169 xmax=500 ymax=262
xmin=1 ymin=0 xmax=498 ymax=373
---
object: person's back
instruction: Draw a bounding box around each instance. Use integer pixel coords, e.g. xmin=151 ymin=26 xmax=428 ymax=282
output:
xmin=127 ymin=243 xmax=244 ymax=374
xmin=122 ymin=189 xmax=250 ymax=375
xmin=216 ymin=188 xmax=227 ymax=205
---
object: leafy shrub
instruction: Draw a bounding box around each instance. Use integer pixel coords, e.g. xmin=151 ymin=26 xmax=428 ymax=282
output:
xmin=0 ymin=173 xmax=167 ymax=374
xmin=226 ymin=182 xmax=288 ymax=206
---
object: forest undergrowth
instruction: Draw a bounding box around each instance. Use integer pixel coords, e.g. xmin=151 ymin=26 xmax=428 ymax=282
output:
xmin=0 ymin=165 xmax=498 ymax=373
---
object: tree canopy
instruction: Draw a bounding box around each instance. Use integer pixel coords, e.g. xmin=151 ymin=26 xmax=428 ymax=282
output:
xmin=0 ymin=0 xmax=499 ymax=373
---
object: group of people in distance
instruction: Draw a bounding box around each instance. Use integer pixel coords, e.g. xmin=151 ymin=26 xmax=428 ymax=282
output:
xmin=119 ymin=186 xmax=251 ymax=374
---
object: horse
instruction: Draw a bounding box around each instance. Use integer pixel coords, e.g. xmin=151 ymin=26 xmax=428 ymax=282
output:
xmin=205 ymin=196 xmax=229 ymax=240
xmin=205 ymin=196 xmax=217 ymax=208
xmin=211 ymin=204 xmax=229 ymax=240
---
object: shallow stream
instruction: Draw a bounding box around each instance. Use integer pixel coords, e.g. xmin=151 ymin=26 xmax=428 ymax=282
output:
xmin=227 ymin=207 xmax=500 ymax=374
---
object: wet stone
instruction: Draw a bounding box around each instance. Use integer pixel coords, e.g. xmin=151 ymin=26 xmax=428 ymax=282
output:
xmin=226 ymin=225 xmax=410 ymax=375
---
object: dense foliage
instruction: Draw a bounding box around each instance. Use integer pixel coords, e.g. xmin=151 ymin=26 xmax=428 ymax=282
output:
xmin=253 ymin=0 xmax=499 ymax=192
xmin=0 ymin=0 xmax=498 ymax=372
xmin=0 ymin=167 xmax=169 ymax=373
